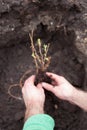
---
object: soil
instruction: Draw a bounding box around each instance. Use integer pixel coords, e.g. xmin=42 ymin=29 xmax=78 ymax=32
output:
xmin=34 ymin=70 xmax=52 ymax=85
xmin=0 ymin=0 xmax=87 ymax=130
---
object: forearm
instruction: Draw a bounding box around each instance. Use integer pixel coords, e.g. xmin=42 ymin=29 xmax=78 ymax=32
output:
xmin=69 ymin=88 xmax=87 ymax=111
xmin=25 ymin=102 xmax=44 ymax=121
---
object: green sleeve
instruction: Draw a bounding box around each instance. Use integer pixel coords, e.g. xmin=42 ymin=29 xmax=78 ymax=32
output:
xmin=23 ymin=114 xmax=55 ymax=130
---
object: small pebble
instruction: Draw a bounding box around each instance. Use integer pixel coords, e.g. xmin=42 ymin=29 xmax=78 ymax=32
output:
xmin=54 ymin=104 xmax=58 ymax=109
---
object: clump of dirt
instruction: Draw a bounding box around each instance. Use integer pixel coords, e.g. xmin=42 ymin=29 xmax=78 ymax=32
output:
xmin=34 ymin=69 xmax=52 ymax=85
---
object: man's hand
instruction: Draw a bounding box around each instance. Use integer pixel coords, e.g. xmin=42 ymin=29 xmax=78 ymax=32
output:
xmin=42 ymin=72 xmax=87 ymax=111
xmin=22 ymin=75 xmax=45 ymax=121
xmin=42 ymin=72 xmax=75 ymax=101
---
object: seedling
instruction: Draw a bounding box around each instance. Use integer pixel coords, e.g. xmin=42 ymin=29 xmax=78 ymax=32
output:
xmin=29 ymin=30 xmax=51 ymax=73
xmin=29 ymin=30 xmax=51 ymax=85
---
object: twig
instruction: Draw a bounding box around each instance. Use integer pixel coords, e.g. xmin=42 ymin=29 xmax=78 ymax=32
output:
xmin=29 ymin=31 xmax=38 ymax=69
xmin=38 ymin=39 xmax=44 ymax=70
xmin=29 ymin=31 xmax=41 ymax=73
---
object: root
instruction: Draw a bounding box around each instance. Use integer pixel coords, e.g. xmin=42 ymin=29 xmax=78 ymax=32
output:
xmin=8 ymin=84 xmax=22 ymax=100
xmin=20 ymin=69 xmax=32 ymax=88
xmin=8 ymin=69 xmax=32 ymax=100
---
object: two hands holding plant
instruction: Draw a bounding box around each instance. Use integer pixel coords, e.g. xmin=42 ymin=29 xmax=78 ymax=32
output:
xmin=22 ymin=72 xmax=76 ymax=120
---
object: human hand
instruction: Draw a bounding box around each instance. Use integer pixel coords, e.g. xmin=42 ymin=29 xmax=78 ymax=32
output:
xmin=22 ymin=75 xmax=45 ymax=120
xmin=42 ymin=72 xmax=75 ymax=101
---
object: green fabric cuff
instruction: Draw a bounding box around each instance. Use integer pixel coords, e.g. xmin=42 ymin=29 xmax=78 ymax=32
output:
xmin=23 ymin=114 xmax=55 ymax=130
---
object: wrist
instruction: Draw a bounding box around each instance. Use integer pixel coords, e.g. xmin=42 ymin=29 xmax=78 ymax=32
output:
xmin=68 ymin=87 xmax=86 ymax=109
xmin=25 ymin=102 xmax=44 ymax=121
xmin=67 ymin=87 xmax=78 ymax=103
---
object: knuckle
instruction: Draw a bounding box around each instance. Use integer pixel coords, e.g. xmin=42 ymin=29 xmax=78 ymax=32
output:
xmin=24 ymin=79 xmax=29 ymax=85
xmin=60 ymin=76 xmax=65 ymax=80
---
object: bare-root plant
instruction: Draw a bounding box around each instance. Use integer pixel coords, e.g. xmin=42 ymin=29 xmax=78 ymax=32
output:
xmin=29 ymin=30 xmax=52 ymax=85
xmin=8 ymin=30 xmax=51 ymax=100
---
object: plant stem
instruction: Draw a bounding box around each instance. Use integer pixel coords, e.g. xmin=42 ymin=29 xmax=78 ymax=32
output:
xmin=38 ymin=39 xmax=44 ymax=70
xmin=29 ymin=31 xmax=40 ymax=72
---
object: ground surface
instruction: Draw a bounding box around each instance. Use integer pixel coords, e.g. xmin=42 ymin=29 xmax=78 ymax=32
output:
xmin=0 ymin=0 xmax=87 ymax=130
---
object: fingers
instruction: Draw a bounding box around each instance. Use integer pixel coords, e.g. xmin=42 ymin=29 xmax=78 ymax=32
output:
xmin=42 ymin=82 xmax=54 ymax=93
xmin=24 ymin=75 xmax=35 ymax=86
xmin=46 ymin=72 xmax=59 ymax=79
xmin=46 ymin=72 xmax=64 ymax=84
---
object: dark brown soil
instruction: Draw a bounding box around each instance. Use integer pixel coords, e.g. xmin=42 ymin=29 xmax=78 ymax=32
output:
xmin=0 ymin=0 xmax=87 ymax=130
xmin=34 ymin=69 xmax=52 ymax=85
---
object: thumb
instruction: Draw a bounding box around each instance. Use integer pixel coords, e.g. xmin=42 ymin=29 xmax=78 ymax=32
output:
xmin=37 ymin=83 xmax=42 ymax=89
xmin=42 ymin=82 xmax=54 ymax=93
